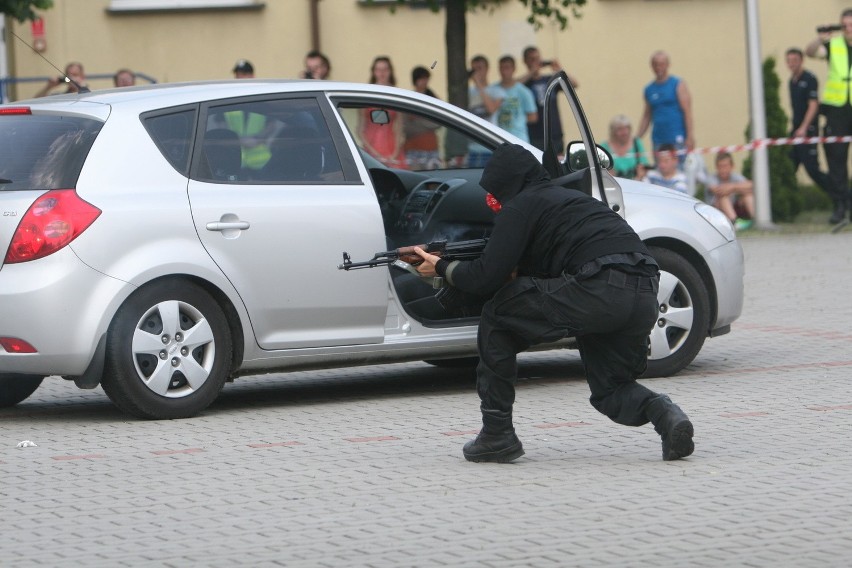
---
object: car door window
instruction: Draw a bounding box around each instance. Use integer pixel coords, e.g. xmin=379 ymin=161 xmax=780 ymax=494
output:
xmin=336 ymin=103 xmax=496 ymax=173
xmin=142 ymin=107 xmax=197 ymax=176
xmin=197 ymin=97 xmax=345 ymax=184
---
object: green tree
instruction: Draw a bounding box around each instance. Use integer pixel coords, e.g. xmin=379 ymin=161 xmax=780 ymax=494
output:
xmin=379 ymin=0 xmax=586 ymax=109
xmin=0 ymin=0 xmax=53 ymax=22
xmin=742 ymin=56 xmax=800 ymax=222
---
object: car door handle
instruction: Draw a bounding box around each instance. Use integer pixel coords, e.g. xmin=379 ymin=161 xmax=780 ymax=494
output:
xmin=206 ymin=221 xmax=250 ymax=231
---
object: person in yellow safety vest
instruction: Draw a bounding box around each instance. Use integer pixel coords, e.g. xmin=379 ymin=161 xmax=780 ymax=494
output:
xmin=227 ymin=59 xmax=272 ymax=170
xmin=806 ymin=9 xmax=852 ymax=225
xmin=224 ymin=110 xmax=272 ymax=170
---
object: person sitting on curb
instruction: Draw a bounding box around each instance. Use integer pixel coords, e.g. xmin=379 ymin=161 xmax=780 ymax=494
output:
xmin=642 ymin=144 xmax=688 ymax=194
xmin=706 ymin=151 xmax=755 ymax=231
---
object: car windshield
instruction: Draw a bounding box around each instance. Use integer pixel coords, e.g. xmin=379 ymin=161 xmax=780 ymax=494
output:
xmin=0 ymin=114 xmax=103 ymax=191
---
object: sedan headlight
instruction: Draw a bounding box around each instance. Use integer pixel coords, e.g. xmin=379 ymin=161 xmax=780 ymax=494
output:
xmin=695 ymin=203 xmax=736 ymax=242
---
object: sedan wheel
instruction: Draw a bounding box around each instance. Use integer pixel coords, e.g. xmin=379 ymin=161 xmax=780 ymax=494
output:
xmin=643 ymin=247 xmax=710 ymax=378
xmin=102 ymin=281 xmax=232 ymax=419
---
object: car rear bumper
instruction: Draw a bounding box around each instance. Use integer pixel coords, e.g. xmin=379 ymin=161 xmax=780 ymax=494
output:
xmin=0 ymin=248 xmax=130 ymax=376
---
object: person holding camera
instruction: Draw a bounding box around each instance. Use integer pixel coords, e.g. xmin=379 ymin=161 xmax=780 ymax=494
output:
xmin=806 ymin=9 xmax=852 ymax=224
xmin=300 ymin=50 xmax=331 ymax=80
xmin=519 ymin=46 xmax=578 ymax=153
xmin=467 ymin=55 xmax=504 ymax=167
xmin=35 ymin=61 xmax=87 ymax=97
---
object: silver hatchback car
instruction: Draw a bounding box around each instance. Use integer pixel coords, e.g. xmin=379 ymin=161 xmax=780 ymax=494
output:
xmin=0 ymin=75 xmax=743 ymax=419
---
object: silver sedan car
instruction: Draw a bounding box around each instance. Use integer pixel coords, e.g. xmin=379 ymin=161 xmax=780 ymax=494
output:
xmin=0 ymin=74 xmax=743 ymax=419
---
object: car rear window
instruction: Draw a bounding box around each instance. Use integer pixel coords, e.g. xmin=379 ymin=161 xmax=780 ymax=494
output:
xmin=0 ymin=114 xmax=102 ymax=191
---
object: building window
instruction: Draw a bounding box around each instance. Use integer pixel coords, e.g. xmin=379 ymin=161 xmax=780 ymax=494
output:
xmin=108 ymin=0 xmax=264 ymax=13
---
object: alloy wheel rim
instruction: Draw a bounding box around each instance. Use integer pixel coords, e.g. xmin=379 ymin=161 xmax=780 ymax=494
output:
xmin=648 ymin=270 xmax=694 ymax=360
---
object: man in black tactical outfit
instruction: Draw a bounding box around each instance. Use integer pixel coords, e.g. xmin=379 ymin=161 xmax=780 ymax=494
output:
xmin=413 ymin=143 xmax=694 ymax=463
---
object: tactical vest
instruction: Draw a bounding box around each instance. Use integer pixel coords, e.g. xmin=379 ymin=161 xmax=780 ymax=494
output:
xmin=822 ymin=36 xmax=852 ymax=107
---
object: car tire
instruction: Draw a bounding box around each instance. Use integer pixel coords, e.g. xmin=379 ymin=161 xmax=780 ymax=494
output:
xmin=0 ymin=374 xmax=44 ymax=408
xmin=643 ymin=246 xmax=711 ymax=378
xmin=101 ymin=280 xmax=232 ymax=419
xmin=424 ymin=357 xmax=479 ymax=369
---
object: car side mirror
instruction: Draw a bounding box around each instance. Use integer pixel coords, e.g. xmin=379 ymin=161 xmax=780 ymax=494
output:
xmin=370 ymin=109 xmax=390 ymax=125
xmin=564 ymin=141 xmax=613 ymax=172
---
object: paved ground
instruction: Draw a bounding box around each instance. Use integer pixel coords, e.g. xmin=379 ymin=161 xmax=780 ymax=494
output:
xmin=2 ymin=231 xmax=852 ymax=567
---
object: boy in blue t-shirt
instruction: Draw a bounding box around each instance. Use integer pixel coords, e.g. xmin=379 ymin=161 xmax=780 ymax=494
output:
xmin=491 ymin=55 xmax=537 ymax=143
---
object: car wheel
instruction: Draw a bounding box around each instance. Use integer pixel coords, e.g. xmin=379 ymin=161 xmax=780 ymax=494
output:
xmin=643 ymin=246 xmax=710 ymax=378
xmin=102 ymin=280 xmax=232 ymax=419
xmin=0 ymin=374 xmax=44 ymax=407
xmin=424 ymin=357 xmax=479 ymax=368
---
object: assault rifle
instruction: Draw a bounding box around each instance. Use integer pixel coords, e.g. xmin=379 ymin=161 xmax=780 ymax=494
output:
xmin=338 ymin=238 xmax=490 ymax=316
xmin=338 ymin=238 xmax=488 ymax=274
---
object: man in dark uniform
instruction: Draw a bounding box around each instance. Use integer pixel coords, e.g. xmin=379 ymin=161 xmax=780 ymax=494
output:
xmin=806 ymin=9 xmax=852 ymax=224
xmin=413 ymin=143 xmax=694 ymax=463
xmin=786 ymin=48 xmax=834 ymax=206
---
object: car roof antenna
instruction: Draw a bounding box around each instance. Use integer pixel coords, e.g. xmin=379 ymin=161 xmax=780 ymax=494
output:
xmin=9 ymin=29 xmax=91 ymax=94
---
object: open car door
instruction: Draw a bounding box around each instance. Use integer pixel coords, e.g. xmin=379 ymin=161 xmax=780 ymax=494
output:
xmin=541 ymin=71 xmax=626 ymax=218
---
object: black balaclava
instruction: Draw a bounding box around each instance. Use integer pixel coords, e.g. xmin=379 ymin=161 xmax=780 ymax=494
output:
xmin=479 ymin=143 xmax=551 ymax=206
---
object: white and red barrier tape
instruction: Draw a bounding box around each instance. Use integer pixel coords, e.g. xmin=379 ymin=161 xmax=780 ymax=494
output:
xmin=688 ymin=134 xmax=852 ymax=155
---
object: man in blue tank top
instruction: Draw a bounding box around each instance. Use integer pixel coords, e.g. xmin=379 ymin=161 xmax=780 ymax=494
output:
xmin=637 ymin=51 xmax=695 ymax=167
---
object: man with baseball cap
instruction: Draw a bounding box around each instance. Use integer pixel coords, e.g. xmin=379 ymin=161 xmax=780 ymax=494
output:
xmin=233 ymin=59 xmax=255 ymax=79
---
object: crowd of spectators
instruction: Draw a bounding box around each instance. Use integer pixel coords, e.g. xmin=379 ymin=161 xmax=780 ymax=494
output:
xmin=38 ymin=18 xmax=852 ymax=230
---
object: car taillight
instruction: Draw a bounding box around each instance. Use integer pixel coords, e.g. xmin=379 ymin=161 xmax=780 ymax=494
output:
xmin=0 ymin=337 xmax=37 ymax=353
xmin=4 ymin=189 xmax=101 ymax=264
xmin=0 ymin=107 xmax=32 ymax=116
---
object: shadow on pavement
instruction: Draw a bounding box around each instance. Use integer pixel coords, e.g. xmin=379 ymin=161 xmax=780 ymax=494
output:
xmin=0 ymin=353 xmax=588 ymax=421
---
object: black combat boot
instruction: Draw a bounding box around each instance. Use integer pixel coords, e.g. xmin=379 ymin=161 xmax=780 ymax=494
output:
xmin=645 ymin=395 xmax=694 ymax=461
xmin=463 ymin=409 xmax=525 ymax=463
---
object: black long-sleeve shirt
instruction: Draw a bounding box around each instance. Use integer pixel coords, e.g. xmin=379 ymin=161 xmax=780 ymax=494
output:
xmin=439 ymin=184 xmax=651 ymax=296
xmin=436 ymin=144 xmax=653 ymax=297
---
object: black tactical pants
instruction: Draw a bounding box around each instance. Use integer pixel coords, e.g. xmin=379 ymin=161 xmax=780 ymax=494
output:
xmin=822 ymin=105 xmax=852 ymax=205
xmin=476 ymin=267 xmax=661 ymax=428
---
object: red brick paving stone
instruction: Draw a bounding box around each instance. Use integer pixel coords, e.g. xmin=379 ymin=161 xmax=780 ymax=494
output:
xmin=344 ymin=436 xmax=400 ymax=443
xmin=719 ymin=411 xmax=770 ymax=418
xmin=51 ymin=454 xmax=106 ymax=461
xmin=807 ymin=405 xmax=852 ymax=412
xmin=441 ymin=430 xmax=480 ymax=437
xmin=247 ymin=442 xmax=304 ymax=448
xmin=535 ymin=421 xmax=591 ymax=429
xmin=151 ymin=448 xmax=205 ymax=455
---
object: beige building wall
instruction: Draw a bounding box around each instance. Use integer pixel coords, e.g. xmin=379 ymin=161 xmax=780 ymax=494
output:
xmin=5 ymin=0 xmax=850 ymax=167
